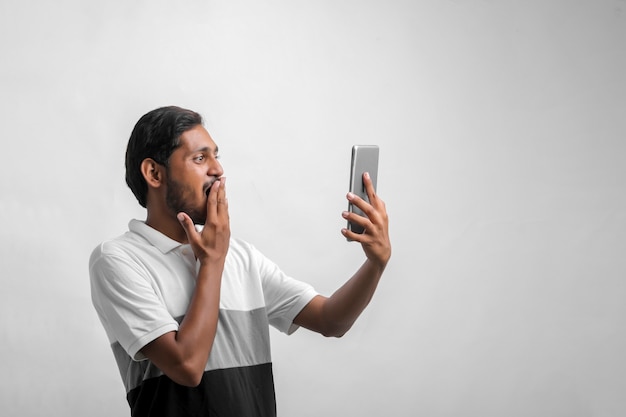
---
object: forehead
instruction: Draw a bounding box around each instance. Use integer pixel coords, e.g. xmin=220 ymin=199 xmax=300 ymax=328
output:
xmin=177 ymin=125 xmax=218 ymax=153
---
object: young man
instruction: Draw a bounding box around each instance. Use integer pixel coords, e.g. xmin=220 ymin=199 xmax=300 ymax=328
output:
xmin=89 ymin=106 xmax=391 ymax=417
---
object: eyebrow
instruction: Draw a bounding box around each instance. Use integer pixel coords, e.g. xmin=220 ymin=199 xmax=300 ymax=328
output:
xmin=192 ymin=146 xmax=219 ymax=155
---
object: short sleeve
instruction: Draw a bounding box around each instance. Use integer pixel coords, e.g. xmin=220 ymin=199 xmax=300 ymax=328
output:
xmin=249 ymin=245 xmax=318 ymax=334
xmin=89 ymin=244 xmax=179 ymax=360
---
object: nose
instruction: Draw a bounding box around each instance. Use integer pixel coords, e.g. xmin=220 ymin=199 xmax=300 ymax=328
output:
xmin=209 ymin=157 xmax=224 ymax=178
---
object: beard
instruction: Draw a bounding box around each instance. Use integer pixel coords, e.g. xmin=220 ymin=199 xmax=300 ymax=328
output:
xmin=165 ymin=177 xmax=207 ymax=225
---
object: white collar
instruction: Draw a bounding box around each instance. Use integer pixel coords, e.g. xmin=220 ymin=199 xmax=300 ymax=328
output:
xmin=128 ymin=219 xmax=183 ymax=254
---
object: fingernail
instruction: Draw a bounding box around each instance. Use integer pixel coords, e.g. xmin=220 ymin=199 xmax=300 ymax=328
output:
xmin=347 ymin=192 xmax=355 ymax=200
xmin=177 ymin=213 xmax=185 ymax=222
xmin=364 ymin=172 xmax=370 ymax=179
xmin=342 ymin=211 xmax=349 ymax=218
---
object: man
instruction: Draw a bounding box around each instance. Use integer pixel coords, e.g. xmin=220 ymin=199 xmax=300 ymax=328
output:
xmin=89 ymin=106 xmax=391 ymax=417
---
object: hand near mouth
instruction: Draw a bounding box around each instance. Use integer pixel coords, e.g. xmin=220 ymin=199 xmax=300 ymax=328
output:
xmin=178 ymin=177 xmax=230 ymax=265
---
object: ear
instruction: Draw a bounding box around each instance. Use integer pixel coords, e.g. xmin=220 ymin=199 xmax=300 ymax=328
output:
xmin=140 ymin=158 xmax=165 ymax=189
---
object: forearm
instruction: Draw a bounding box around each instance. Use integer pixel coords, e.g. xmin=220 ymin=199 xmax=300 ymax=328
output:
xmin=176 ymin=263 xmax=223 ymax=365
xmin=316 ymin=172 xmax=391 ymax=337
xmin=322 ymin=259 xmax=386 ymax=336
xmin=141 ymin=261 xmax=223 ymax=386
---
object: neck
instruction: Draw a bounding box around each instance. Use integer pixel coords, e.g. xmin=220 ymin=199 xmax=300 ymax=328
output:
xmin=145 ymin=206 xmax=189 ymax=244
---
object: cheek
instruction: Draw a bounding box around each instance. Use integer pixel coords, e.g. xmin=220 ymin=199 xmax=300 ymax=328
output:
xmin=172 ymin=180 xmax=197 ymax=201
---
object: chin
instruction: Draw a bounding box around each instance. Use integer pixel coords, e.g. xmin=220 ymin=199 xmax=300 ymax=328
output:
xmin=190 ymin=214 xmax=207 ymax=225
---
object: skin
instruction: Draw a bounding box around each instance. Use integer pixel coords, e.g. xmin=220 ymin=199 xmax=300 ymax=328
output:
xmin=293 ymin=171 xmax=391 ymax=337
xmin=138 ymin=125 xmax=391 ymax=387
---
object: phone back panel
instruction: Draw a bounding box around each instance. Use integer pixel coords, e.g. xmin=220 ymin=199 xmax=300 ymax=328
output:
xmin=348 ymin=145 xmax=379 ymax=234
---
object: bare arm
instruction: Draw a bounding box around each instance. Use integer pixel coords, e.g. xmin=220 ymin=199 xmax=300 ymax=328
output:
xmin=141 ymin=179 xmax=230 ymax=387
xmin=294 ymin=172 xmax=391 ymax=337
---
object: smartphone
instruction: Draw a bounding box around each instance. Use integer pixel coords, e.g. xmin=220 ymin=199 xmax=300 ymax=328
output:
xmin=347 ymin=145 xmax=379 ymax=235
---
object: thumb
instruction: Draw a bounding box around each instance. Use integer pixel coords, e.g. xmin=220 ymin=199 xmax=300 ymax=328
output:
xmin=177 ymin=212 xmax=196 ymax=240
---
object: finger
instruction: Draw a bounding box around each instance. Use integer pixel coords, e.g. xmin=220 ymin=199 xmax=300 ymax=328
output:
xmin=206 ymin=179 xmax=221 ymax=220
xmin=218 ymin=177 xmax=226 ymax=194
xmin=362 ymin=172 xmax=379 ymax=207
xmin=342 ymin=210 xmax=370 ymax=232
xmin=347 ymin=191 xmax=377 ymax=221
xmin=177 ymin=212 xmax=198 ymax=243
xmin=341 ymin=226 xmax=366 ymax=243
xmin=216 ymin=177 xmax=228 ymax=214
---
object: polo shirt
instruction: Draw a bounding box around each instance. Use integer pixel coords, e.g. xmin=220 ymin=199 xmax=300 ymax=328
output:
xmin=89 ymin=219 xmax=318 ymax=417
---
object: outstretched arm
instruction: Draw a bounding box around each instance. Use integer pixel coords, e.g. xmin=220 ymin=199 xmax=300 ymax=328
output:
xmin=294 ymin=172 xmax=391 ymax=337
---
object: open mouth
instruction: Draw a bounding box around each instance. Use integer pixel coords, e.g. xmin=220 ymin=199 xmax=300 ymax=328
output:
xmin=204 ymin=178 xmax=220 ymax=196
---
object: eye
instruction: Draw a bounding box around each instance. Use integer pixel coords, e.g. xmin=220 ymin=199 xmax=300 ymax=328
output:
xmin=193 ymin=155 xmax=205 ymax=163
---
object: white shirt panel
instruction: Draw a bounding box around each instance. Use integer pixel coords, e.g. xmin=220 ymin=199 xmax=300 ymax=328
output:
xmin=89 ymin=219 xmax=317 ymax=361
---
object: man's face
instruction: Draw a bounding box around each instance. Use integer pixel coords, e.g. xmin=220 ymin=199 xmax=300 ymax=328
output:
xmin=164 ymin=125 xmax=223 ymax=224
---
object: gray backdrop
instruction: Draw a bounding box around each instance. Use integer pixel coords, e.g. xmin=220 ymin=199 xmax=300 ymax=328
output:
xmin=1 ymin=1 xmax=625 ymax=416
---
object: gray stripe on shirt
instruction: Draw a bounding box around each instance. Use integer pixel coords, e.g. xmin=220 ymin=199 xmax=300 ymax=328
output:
xmin=111 ymin=306 xmax=272 ymax=393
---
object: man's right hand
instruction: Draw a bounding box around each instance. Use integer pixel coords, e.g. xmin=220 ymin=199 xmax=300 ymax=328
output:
xmin=141 ymin=178 xmax=229 ymax=387
xmin=177 ymin=177 xmax=231 ymax=265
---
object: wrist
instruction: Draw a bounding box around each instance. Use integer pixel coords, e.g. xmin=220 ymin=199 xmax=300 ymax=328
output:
xmin=196 ymin=258 xmax=226 ymax=280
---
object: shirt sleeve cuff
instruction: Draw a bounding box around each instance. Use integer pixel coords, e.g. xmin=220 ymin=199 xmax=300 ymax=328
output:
xmin=127 ymin=322 xmax=179 ymax=361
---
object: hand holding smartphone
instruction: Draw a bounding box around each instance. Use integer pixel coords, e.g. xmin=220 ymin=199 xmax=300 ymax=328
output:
xmin=347 ymin=145 xmax=379 ymax=235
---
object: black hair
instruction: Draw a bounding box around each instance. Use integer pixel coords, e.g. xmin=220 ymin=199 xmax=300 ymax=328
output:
xmin=125 ymin=106 xmax=203 ymax=207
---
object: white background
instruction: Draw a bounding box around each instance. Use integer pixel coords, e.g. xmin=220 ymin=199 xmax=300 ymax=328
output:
xmin=1 ymin=1 xmax=625 ymax=416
